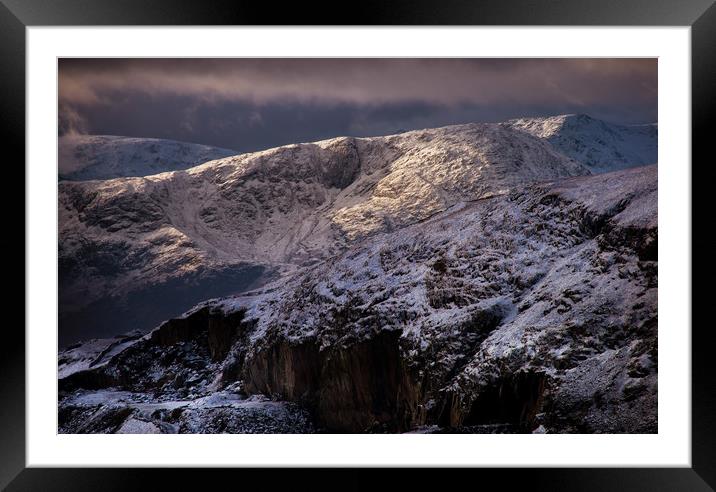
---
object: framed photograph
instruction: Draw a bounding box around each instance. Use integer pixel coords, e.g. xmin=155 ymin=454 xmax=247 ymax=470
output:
xmin=3 ymin=0 xmax=712 ymax=489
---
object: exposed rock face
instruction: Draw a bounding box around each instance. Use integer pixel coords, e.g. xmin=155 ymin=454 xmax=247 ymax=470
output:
xmin=440 ymin=371 xmax=547 ymax=429
xmin=242 ymin=330 xmax=421 ymax=432
xmin=59 ymin=164 xmax=657 ymax=434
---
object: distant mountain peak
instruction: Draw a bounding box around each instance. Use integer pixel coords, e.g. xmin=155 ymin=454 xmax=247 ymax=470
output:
xmin=503 ymin=113 xmax=657 ymax=172
xmin=59 ymin=134 xmax=238 ymax=181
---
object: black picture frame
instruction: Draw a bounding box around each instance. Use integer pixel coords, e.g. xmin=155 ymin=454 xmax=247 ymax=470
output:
xmin=1 ymin=0 xmax=712 ymax=490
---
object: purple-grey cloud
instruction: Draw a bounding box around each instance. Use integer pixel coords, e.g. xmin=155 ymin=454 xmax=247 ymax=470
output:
xmin=57 ymin=58 xmax=657 ymax=151
xmin=59 ymin=58 xmax=656 ymax=109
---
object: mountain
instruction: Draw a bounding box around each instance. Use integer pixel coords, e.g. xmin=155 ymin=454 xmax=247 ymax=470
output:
xmin=59 ymin=135 xmax=237 ymax=181
xmin=59 ymin=165 xmax=657 ymax=434
xmin=502 ymin=113 xmax=657 ymax=173
xmin=58 ymin=122 xmax=589 ymax=345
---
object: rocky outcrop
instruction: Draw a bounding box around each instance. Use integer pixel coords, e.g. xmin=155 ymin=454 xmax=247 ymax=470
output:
xmin=149 ymin=305 xmax=248 ymax=361
xmin=243 ymin=330 xmax=422 ymax=432
xmin=439 ymin=371 xmax=547 ymax=430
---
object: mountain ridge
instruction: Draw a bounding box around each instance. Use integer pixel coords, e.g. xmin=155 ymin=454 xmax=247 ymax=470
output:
xmin=58 ymin=114 xmax=657 ymax=347
xmin=503 ymin=113 xmax=657 ymax=172
xmin=59 ymin=134 xmax=238 ymax=181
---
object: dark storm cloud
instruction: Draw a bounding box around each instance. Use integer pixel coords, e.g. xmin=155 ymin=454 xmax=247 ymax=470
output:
xmin=57 ymin=102 xmax=88 ymax=136
xmin=58 ymin=58 xmax=657 ymax=152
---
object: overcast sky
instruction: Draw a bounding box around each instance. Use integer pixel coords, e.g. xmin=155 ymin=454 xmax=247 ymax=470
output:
xmin=59 ymin=58 xmax=657 ymax=153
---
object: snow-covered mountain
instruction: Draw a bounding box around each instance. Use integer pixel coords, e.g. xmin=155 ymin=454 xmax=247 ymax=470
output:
xmin=59 ymin=165 xmax=657 ymax=434
xmin=59 ymin=135 xmax=237 ymax=181
xmin=57 ymin=114 xmax=658 ymax=434
xmin=503 ymin=113 xmax=657 ymax=173
xmin=59 ymin=122 xmax=589 ymax=345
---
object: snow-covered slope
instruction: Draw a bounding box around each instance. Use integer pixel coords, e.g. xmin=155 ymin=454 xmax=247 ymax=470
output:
xmin=503 ymin=114 xmax=657 ymax=172
xmin=59 ymin=123 xmax=589 ymax=345
xmin=58 ymin=332 xmax=143 ymax=379
xmin=59 ymin=165 xmax=657 ymax=434
xmin=59 ymin=135 xmax=237 ymax=181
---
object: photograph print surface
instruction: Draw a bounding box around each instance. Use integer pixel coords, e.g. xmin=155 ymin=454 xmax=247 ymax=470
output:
xmin=57 ymin=58 xmax=658 ymax=434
